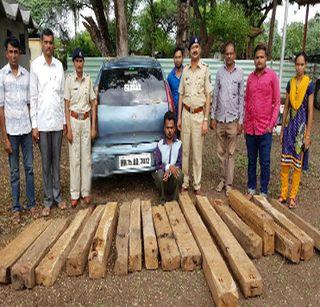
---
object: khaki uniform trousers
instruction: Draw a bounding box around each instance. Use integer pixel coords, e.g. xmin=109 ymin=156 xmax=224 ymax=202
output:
xmin=216 ymin=121 xmax=238 ymax=186
xmin=69 ymin=116 xmax=92 ymax=199
xmin=181 ymin=109 xmax=204 ymax=190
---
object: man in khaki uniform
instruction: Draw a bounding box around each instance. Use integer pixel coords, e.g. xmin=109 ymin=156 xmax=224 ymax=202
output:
xmin=177 ymin=37 xmax=213 ymax=194
xmin=64 ymin=48 xmax=97 ymax=207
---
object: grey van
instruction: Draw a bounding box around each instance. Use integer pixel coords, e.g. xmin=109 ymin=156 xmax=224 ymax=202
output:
xmin=92 ymin=56 xmax=174 ymax=177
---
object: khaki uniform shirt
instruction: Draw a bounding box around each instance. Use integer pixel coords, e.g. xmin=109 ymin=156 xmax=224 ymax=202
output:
xmin=178 ymin=61 xmax=213 ymax=109
xmin=64 ymin=72 xmax=96 ymax=113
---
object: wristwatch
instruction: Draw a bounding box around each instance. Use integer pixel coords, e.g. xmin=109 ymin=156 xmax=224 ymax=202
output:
xmin=204 ymin=117 xmax=208 ymax=121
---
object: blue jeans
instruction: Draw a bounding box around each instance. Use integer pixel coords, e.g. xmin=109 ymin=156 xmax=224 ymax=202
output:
xmin=245 ymin=133 xmax=272 ymax=195
xmin=8 ymin=133 xmax=35 ymax=212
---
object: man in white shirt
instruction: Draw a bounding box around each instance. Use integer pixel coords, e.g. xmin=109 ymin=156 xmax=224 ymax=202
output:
xmin=0 ymin=36 xmax=36 ymax=224
xmin=30 ymin=28 xmax=67 ymax=216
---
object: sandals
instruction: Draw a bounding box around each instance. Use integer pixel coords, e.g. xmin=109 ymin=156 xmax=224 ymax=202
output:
xmin=71 ymin=199 xmax=78 ymax=208
xmin=42 ymin=207 xmax=50 ymax=217
xmin=181 ymin=187 xmax=188 ymax=193
xmin=30 ymin=207 xmax=38 ymax=219
xmin=244 ymin=192 xmax=254 ymax=201
xmin=83 ymin=196 xmax=91 ymax=205
xmin=12 ymin=211 xmax=21 ymax=224
xmin=57 ymin=201 xmax=67 ymax=210
xmin=288 ymin=198 xmax=297 ymax=209
xmin=277 ymin=196 xmax=287 ymax=205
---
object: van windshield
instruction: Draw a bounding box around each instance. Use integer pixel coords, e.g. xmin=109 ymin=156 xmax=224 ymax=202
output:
xmin=99 ymin=67 xmax=166 ymax=106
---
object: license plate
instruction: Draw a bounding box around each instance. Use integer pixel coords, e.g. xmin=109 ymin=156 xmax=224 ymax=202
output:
xmin=118 ymin=153 xmax=151 ymax=169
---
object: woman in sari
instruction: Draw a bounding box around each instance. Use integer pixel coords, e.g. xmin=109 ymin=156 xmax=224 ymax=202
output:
xmin=279 ymin=52 xmax=314 ymax=209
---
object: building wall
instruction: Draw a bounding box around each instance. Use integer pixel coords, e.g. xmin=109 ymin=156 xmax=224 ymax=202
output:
xmin=0 ymin=18 xmax=31 ymax=70
xmin=29 ymin=38 xmax=41 ymax=62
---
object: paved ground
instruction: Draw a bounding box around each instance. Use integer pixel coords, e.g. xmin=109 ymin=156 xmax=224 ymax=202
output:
xmin=1 ymin=111 xmax=320 ymax=306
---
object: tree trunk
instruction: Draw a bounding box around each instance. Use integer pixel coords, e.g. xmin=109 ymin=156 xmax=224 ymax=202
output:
xmin=148 ymin=0 xmax=156 ymax=57
xmin=191 ymin=0 xmax=214 ymax=57
xmin=267 ymin=0 xmax=277 ymax=60
xmin=82 ymin=0 xmax=114 ymax=56
xmin=176 ymin=0 xmax=190 ymax=53
xmin=114 ymin=0 xmax=128 ymax=57
xmin=247 ymin=37 xmax=254 ymax=59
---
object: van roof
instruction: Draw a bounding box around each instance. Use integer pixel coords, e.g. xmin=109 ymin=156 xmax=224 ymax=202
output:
xmin=102 ymin=56 xmax=162 ymax=70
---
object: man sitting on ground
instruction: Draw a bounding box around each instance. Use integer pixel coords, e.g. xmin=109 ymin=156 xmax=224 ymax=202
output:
xmin=153 ymin=111 xmax=183 ymax=204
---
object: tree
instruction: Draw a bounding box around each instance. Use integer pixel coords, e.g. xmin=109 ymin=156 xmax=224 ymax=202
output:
xmin=207 ymin=2 xmax=250 ymax=57
xmin=67 ymin=30 xmax=101 ymax=57
xmin=267 ymin=0 xmax=277 ymax=59
xmin=176 ymin=0 xmax=191 ymax=52
xmin=231 ymin=0 xmax=276 ymax=58
xmin=261 ymin=21 xmax=281 ymax=59
xmin=82 ymin=0 xmax=114 ymax=56
xmin=133 ymin=0 xmax=176 ymax=57
xmin=114 ymin=0 xmax=129 ymax=56
xmin=285 ymin=22 xmax=304 ymax=58
xmin=18 ymin=0 xmax=78 ymax=39
xmin=304 ymin=13 xmax=320 ymax=55
xmin=188 ymin=0 xmax=249 ymax=57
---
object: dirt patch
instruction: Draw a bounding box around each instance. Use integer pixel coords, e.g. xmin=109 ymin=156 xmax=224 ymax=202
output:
xmin=1 ymin=111 xmax=320 ymax=306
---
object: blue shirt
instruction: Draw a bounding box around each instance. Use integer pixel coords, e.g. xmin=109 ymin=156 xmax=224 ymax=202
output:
xmin=167 ymin=67 xmax=183 ymax=117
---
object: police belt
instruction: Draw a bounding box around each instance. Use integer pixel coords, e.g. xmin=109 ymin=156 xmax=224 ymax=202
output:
xmin=70 ymin=110 xmax=90 ymax=120
xmin=183 ymin=104 xmax=204 ymax=114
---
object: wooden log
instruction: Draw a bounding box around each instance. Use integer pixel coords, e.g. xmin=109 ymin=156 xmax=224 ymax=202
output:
xmin=88 ymin=202 xmax=118 ymax=279
xmin=129 ymin=199 xmax=142 ymax=272
xmin=0 ymin=219 xmax=48 ymax=284
xmin=141 ymin=200 xmax=158 ymax=270
xmin=164 ymin=201 xmax=202 ymax=271
xmin=114 ymin=202 xmax=130 ymax=276
xmin=269 ymin=198 xmax=320 ymax=251
xmin=197 ymin=196 xmax=262 ymax=298
xmin=273 ymin=223 xmax=301 ymax=264
xmin=228 ymin=189 xmax=275 ymax=255
xmin=152 ymin=205 xmax=180 ymax=271
xmin=35 ymin=208 xmax=93 ymax=287
xmin=179 ymin=193 xmax=239 ymax=306
xmin=253 ymin=195 xmax=314 ymax=260
xmin=66 ymin=205 xmax=105 ymax=276
xmin=11 ymin=218 xmax=69 ymax=289
xmin=213 ymin=199 xmax=262 ymax=259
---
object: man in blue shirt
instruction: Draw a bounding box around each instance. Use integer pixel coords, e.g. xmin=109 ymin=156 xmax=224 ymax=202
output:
xmin=167 ymin=47 xmax=184 ymax=130
xmin=153 ymin=111 xmax=182 ymax=204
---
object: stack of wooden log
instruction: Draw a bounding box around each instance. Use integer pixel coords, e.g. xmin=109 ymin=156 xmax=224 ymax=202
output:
xmin=0 ymin=190 xmax=319 ymax=307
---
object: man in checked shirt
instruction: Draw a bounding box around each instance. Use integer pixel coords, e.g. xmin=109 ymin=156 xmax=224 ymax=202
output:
xmin=0 ymin=37 xmax=36 ymax=223
xmin=210 ymin=41 xmax=244 ymax=196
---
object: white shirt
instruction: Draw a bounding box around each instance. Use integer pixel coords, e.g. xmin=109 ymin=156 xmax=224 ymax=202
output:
xmin=30 ymin=54 xmax=65 ymax=131
xmin=0 ymin=64 xmax=31 ymax=135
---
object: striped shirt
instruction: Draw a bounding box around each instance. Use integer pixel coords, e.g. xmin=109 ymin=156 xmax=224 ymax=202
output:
xmin=211 ymin=64 xmax=244 ymax=124
xmin=0 ymin=64 xmax=31 ymax=135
